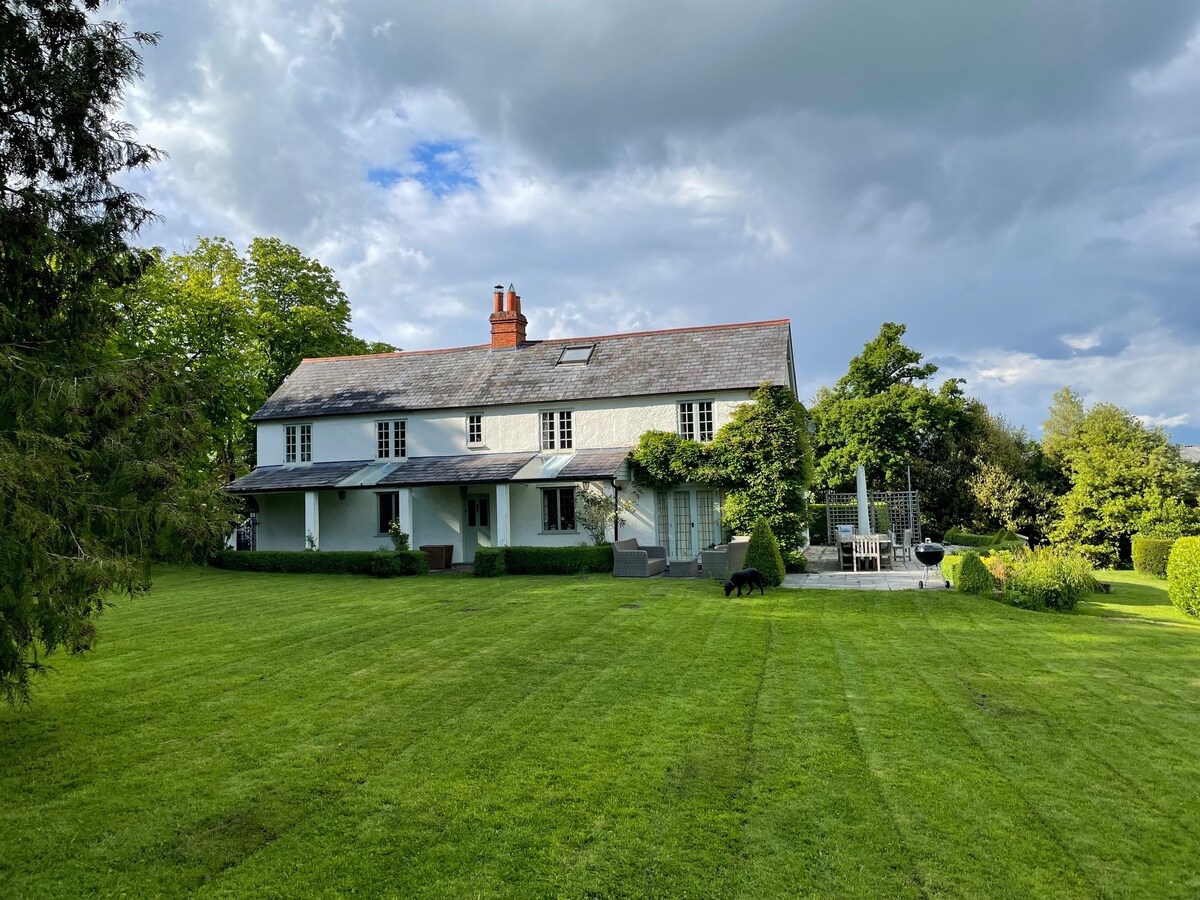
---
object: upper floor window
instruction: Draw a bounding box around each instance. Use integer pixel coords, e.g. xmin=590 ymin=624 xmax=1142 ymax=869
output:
xmin=376 ymin=419 xmax=406 ymax=459
xmin=284 ymin=423 xmax=312 ymax=463
xmin=467 ymin=414 xmax=483 ymax=447
xmin=678 ymin=401 xmax=714 ymax=443
xmin=540 ymin=410 xmax=573 ymax=451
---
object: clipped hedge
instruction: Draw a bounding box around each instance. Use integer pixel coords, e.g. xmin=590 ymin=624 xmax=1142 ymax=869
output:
xmin=941 ymin=553 xmax=964 ymax=587
xmin=212 ymin=549 xmax=427 ymax=577
xmin=1131 ymin=536 xmax=1175 ymax=579
xmin=955 ymin=552 xmax=995 ymax=595
xmin=472 ymin=547 xmax=507 ymax=577
xmin=503 ymin=545 xmax=614 ymax=575
xmin=1167 ymin=536 xmax=1200 ymax=618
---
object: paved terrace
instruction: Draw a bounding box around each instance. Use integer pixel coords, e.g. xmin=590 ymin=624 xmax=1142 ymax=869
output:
xmin=782 ymin=545 xmax=952 ymax=591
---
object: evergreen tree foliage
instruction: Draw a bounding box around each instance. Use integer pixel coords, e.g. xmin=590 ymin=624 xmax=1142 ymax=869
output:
xmin=743 ymin=517 xmax=786 ymax=587
xmin=1 ymin=1 xmax=237 ymax=703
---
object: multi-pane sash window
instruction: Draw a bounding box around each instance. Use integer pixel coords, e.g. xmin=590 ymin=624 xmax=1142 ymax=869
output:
xmin=467 ymin=414 xmax=483 ymax=446
xmin=284 ymin=424 xmax=312 ymax=463
xmin=540 ymin=410 xmax=573 ymax=451
xmin=377 ymin=491 xmax=399 ymax=535
xmin=376 ymin=419 xmax=406 ymax=459
xmin=541 ymin=487 xmax=576 ymax=532
xmin=678 ymin=401 xmax=714 ymax=442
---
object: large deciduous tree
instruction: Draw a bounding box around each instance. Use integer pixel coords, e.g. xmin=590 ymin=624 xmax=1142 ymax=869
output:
xmin=1 ymin=1 xmax=234 ymax=703
xmin=1046 ymin=396 xmax=1199 ymax=565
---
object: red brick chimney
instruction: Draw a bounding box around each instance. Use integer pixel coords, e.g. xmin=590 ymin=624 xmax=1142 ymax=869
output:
xmin=489 ymin=282 xmax=527 ymax=349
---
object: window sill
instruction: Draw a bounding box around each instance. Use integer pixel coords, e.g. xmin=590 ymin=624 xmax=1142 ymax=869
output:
xmin=539 ymin=530 xmax=579 ymax=535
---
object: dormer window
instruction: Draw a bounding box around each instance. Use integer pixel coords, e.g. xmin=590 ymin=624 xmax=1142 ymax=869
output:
xmin=556 ymin=345 xmax=595 ymax=365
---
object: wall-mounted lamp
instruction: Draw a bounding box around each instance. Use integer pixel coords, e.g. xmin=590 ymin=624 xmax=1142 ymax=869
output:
xmin=337 ymin=490 xmax=347 ymax=501
xmin=459 ymin=485 xmax=468 ymax=497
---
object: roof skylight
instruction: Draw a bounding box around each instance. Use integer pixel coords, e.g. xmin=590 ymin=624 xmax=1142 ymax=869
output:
xmin=557 ymin=345 xmax=595 ymax=365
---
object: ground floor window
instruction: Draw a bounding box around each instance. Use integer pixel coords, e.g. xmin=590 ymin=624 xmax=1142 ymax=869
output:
xmin=377 ymin=491 xmax=399 ymax=535
xmin=541 ymin=486 xmax=576 ymax=532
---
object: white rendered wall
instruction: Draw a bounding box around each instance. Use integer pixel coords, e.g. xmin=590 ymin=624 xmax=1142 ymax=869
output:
xmin=255 ymin=492 xmax=305 ymax=550
xmin=255 ymin=390 xmax=756 ymax=465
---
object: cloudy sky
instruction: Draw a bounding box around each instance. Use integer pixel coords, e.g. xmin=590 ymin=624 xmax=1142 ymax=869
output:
xmin=114 ymin=0 xmax=1200 ymax=443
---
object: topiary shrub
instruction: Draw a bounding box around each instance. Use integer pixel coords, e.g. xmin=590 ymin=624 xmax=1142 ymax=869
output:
xmin=1131 ymin=536 xmax=1175 ymax=579
xmin=473 ymin=547 xmax=507 ymax=577
xmin=955 ymin=552 xmax=995 ymax=595
xmin=744 ymin=517 xmax=786 ymax=587
xmin=1167 ymin=536 xmax=1200 ymax=618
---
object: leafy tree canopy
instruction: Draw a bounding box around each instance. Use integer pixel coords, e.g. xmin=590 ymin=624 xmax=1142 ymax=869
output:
xmin=1048 ymin=399 xmax=1200 ymax=565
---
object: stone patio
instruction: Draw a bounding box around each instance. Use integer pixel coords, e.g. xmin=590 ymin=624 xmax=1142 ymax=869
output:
xmin=782 ymin=545 xmax=952 ymax=591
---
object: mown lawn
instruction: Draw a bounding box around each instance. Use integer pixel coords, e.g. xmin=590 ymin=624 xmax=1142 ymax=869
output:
xmin=2 ymin=568 xmax=1198 ymax=898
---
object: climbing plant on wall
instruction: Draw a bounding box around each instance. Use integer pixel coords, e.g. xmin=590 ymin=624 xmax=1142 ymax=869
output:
xmin=630 ymin=384 xmax=813 ymax=549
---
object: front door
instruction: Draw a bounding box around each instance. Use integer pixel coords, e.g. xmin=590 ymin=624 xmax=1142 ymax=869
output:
xmin=463 ymin=493 xmax=491 ymax=563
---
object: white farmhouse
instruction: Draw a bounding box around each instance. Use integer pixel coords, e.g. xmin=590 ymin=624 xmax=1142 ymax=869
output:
xmin=227 ymin=285 xmax=796 ymax=564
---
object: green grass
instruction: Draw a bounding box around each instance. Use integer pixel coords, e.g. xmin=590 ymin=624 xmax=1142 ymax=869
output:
xmin=2 ymin=568 xmax=1199 ymax=898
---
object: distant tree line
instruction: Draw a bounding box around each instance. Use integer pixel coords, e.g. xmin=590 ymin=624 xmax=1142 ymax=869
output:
xmin=809 ymin=324 xmax=1200 ymax=566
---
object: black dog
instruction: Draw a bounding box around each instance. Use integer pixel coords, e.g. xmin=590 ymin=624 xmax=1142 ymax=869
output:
xmin=725 ymin=568 xmax=767 ymax=597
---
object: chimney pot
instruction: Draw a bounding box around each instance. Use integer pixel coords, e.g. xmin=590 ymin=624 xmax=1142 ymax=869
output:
xmin=493 ymin=285 xmax=503 ymax=313
xmin=490 ymin=282 xmax=528 ymax=349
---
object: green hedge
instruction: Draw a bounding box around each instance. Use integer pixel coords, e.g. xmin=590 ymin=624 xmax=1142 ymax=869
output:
xmin=807 ymin=503 xmax=827 ymax=545
xmin=503 ymin=545 xmax=614 ymax=575
xmin=744 ymin=517 xmax=786 ymax=587
xmin=1132 ymin=536 xmax=1175 ymax=579
xmin=472 ymin=547 xmax=507 ymax=577
xmin=1008 ymin=547 xmax=1098 ymax=612
xmin=212 ymin=549 xmax=428 ymax=577
xmin=956 ymin=552 xmax=995 ymax=595
xmin=1167 ymin=536 xmax=1200 ymax=618
xmin=942 ymin=553 xmax=964 ymax=587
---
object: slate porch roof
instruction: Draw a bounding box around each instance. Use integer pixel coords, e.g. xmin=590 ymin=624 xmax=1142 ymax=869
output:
xmin=250 ymin=319 xmax=794 ymax=422
xmin=225 ymin=448 xmax=634 ymax=494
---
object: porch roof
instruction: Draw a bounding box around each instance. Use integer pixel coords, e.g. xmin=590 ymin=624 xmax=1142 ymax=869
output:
xmin=375 ymin=451 xmax=537 ymax=487
xmin=225 ymin=447 xmax=635 ymax=494
xmin=511 ymin=447 xmax=632 ymax=482
xmin=225 ymin=459 xmax=372 ymax=494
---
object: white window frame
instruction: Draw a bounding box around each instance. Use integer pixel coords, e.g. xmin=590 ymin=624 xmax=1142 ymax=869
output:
xmin=467 ymin=413 xmax=483 ymax=447
xmin=540 ymin=409 xmax=574 ymax=451
xmin=678 ymin=400 xmax=714 ymax=443
xmin=540 ymin=485 xmax=577 ymax=533
xmin=376 ymin=419 xmax=407 ymax=460
xmin=284 ymin=423 xmax=313 ymax=464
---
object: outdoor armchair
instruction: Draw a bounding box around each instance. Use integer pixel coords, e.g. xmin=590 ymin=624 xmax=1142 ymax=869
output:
xmin=612 ymin=538 xmax=668 ymax=577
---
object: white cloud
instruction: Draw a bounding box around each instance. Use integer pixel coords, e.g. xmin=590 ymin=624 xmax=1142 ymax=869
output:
xmin=1135 ymin=412 xmax=1191 ymax=428
xmin=1061 ymin=331 xmax=1102 ymax=351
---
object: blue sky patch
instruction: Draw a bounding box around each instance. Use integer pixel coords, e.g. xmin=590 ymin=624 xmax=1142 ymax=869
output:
xmin=369 ymin=140 xmax=478 ymax=197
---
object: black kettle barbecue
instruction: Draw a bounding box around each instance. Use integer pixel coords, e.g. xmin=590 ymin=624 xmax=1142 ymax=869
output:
xmin=915 ymin=541 xmax=950 ymax=589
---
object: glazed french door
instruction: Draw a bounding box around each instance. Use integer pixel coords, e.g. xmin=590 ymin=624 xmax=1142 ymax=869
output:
xmin=656 ymin=488 xmax=721 ymax=558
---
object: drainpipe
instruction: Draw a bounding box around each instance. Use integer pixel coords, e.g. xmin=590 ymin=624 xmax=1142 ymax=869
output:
xmin=611 ymin=479 xmax=620 ymax=542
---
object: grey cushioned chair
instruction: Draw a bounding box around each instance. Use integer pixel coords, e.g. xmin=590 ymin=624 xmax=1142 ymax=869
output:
xmin=700 ymin=536 xmax=751 ymax=581
xmin=612 ymin=538 xmax=668 ymax=577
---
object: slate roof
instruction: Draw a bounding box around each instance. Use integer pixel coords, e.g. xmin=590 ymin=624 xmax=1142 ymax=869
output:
xmin=1181 ymin=445 xmax=1200 ymax=464
xmin=376 ymin=452 xmax=537 ymax=487
xmin=226 ymin=460 xmax=371 ymax=494
xmin=250 ymin=319 xmax=793 ymax=421
xmin=225 ymin=448 xmax=634 ymax=494
xmin=513 ymin=447 xmax=633 ymax=482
